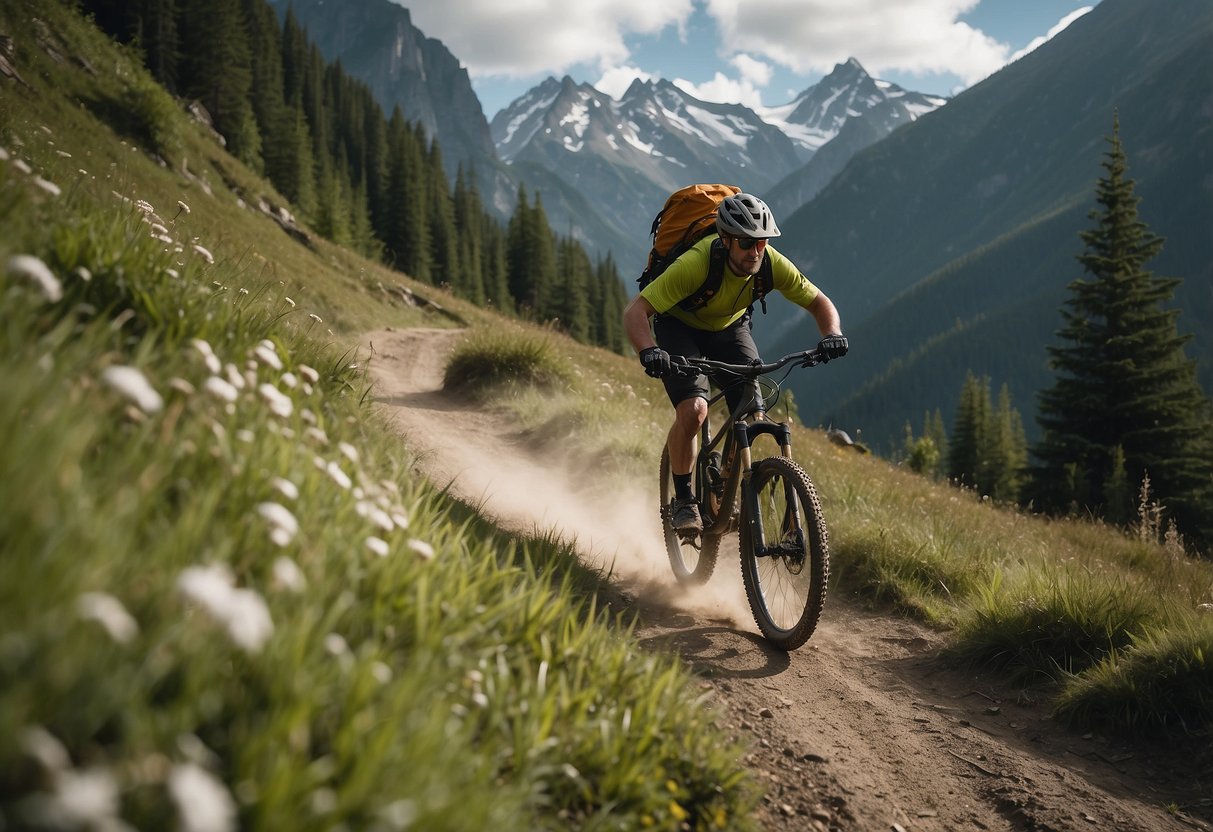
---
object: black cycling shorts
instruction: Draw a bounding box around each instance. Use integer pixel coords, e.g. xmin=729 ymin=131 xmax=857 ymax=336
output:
xmin=653 ymin=313 xmax=762 ymax=415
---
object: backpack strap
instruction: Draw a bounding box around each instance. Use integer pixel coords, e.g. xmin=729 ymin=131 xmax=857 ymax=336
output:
xmin=677 ymin=239 xmax=775 ymax=314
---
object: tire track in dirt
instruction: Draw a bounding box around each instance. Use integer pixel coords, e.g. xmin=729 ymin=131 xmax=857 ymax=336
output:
xmin=364 ymin=326 xmax=1209 ymax=832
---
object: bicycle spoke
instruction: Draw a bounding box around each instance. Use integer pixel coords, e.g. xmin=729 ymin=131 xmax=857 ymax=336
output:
xmin=739 ymin=457 xmax=829 ymax=650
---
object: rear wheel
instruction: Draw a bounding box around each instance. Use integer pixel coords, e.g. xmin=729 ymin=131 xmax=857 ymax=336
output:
xmin=739 ymin=456 xmax=829 ymax=650
xmin=659 ymin=446 xmax=720 ymax=585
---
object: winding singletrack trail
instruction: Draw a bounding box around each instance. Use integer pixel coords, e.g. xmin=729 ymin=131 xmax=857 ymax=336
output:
xmin=365 ymin=326 xmax=1210 ymax=832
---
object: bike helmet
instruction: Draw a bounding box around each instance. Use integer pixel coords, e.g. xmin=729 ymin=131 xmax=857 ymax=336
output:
xmin=716 ymin=193 xmax=781 ymax=238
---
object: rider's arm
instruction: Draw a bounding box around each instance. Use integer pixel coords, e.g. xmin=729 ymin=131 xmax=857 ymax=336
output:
xmin=805 ymin=290 xmax=843 ymax=337
xmin=623 ymin=294 xmax=659 ymax=353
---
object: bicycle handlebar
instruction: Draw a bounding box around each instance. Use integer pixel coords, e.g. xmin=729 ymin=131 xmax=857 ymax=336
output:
xmin=672 ymin=348 xmax=828 ymax=378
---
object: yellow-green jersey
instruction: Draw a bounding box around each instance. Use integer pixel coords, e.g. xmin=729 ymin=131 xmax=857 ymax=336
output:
xmin=639 ymin=234 xmax=820 ymax=331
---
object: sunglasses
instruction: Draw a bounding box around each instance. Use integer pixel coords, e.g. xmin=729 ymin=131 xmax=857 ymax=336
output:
xmin=733 ymin=236 xmax=768 ymax=251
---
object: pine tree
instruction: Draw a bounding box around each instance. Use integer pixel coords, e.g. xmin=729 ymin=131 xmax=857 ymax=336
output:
xmin=948 ymin=371 xmax=990 ymax=490
xmin=177 ymin=0 xmax=261 ymax=169
xmin=1028 ymin=114 xmax=1213 ymax=543
xmin=985 ymin=384 xmax=1027 ymax=503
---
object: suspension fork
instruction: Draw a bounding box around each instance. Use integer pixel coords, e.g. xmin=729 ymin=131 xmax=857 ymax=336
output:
xmin=738 ymin=419 xmax=801 ymax=557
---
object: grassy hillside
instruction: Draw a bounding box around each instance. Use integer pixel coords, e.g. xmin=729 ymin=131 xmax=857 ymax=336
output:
xmin=0 ymin=4 xmax=757 ymax=829
xmin=2 ymin=2 xmax=1211 ymax=830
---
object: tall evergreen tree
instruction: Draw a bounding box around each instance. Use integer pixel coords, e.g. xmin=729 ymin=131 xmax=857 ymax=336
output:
xmin=1028 ymin=115 xmax=1213 ymax=543
xmin=555 ymin=237 xmax=591 ymax=342
xmin=177 ymin=0 xmax=261 ymax=169
xmin=948 ymin=371 xmax=991 ymax=490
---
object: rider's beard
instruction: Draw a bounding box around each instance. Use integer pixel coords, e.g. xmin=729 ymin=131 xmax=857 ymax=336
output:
xmin=729 ymin=249 xmax=765 ymax=277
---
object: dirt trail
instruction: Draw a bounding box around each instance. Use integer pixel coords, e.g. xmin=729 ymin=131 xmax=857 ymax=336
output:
xmin=364 ymin=326 xmax=1209 ymax=832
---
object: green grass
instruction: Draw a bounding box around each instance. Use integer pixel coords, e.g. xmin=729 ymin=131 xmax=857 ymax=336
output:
xmin=443 ymin=326 xmax=575 ymax=400
xmin=0 ymin=4 xmax=760 ymax=828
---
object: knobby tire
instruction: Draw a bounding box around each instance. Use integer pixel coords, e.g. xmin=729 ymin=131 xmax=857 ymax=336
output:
xmin=739 ymin=456 xmax=829 ymax=650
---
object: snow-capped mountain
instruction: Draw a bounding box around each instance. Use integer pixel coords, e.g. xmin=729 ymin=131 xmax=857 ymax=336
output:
xmin=493 ymin=75 xmax=802 ymax=195
xmin=489 ymin=61 xmax=947 ymax=271
xmin=760 ymin=58 xmax=947 ymax=161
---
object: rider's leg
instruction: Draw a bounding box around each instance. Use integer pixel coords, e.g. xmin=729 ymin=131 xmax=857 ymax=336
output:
xmin=668 ymin=396 xmax=708 ymax=476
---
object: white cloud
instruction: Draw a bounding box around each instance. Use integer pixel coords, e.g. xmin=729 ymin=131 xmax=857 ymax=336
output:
xmin=404 ymin=0 xmax=694 ymax=78
xmin=1010 ymin=7 xmax=1094 ymax=62
xmin=595 ymin=65 xmax=658 ymax=99
xmin=704 ymin=0 xmax=1010 ymax=85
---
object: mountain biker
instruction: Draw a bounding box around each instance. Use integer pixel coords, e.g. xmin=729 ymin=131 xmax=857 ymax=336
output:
xmin=622 ymin=192 xmax=848 ymax=533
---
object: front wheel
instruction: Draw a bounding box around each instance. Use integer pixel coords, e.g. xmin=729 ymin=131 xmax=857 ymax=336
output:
xmin=659 ymin=446 xmax=720 ymax=585
xmin=739 ymin=456 xmax=829 ymax=650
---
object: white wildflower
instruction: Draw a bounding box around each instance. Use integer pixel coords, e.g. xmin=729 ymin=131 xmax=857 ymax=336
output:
xmin=77 ymin=592 xmax=139 ymax=644
xmin=324 ymin=633 xmax=350 ymax=657
xmin=169 ymin=377 xmax=196 ymax=396
xmin=225 ymin=363 xmax=245 ymax=390
xmin=284 ymin=296 xmax=296 ymax=307
xmin=326 ymin=461 xmax=351 ymax=490
xmin=203 ymin=376 xmax=238 ymax=403
xmin=365 ymin=536 xmax=390 ymax=558
xmin=370 ymin=661 xmax=392 ymax=684
xmin=357 ymin=502 xmax=394 ymax=533
xmin=338 ymin=442 xmax=359 ymax=464
xmin=21 ymin=726 xmax=70 ymax=771
xmin=52 ymin=767 xmax=121 ymax=826
xmin=408 ymin=539 xmax=435 ymax=561
xmin=308 ymin=313 xmax=322 ymax=323
xmin=271 ymin=477 xmax=299 ymax=500
xmin=166 ymin=268 xmax=180 ymax=279
xmin=150 ymin=222 xmax=169 ymax=236
xmin=298 ymin=365 xmax=320 ymax=384
xmin=258 ymin=383 xmax=292 ymax=418
xmin=13 ymin=158 xmax=31 ymax=174
xmin=280 ymin=372 xmax=298 ymax=389
xmin=191 ymin=339 xmax=222 ymax=374
xmin=300 ymin=409 xmax=318 ymax=426
xmin=192 ymin=244 xmax=214 ymax=264
xmin=177 ymin=564 xmax=273 ymax=653
xmin=253 ymin=340 xmax=282 ymax=370
xmin=72 ymin=265 xmax=92 ymax=283
xmin=135 ymin=199 xmax=154 ymax=214
xmin=257 ymin=502 xmax=298 ymax=545
xmin=168 ymin=763 xmax=237 ymax=832
xmin=272 ymin=556 xmax=306 ymax=593
xmin=305 ymin=426 xmax=327 ymax=445
xmin=7 ymin=254 xmax=62 ymax=302
xmin=102 ymin=365 xmax=164 ymax=413
xmin=235 ymin=429 xmax=254 ymax=444
xmin=176 ymin=200 xmax=191 ymax=215
xmin=32 ymin=176 xmax=60 ymax=196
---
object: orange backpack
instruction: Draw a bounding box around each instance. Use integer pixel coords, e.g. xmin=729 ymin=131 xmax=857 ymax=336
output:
xmin=637 ymin=184 xmax=772 ymax=313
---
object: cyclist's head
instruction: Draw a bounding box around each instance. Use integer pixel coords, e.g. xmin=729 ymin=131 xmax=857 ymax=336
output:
xmin=716 ymin=193 xmax=781 ymax=240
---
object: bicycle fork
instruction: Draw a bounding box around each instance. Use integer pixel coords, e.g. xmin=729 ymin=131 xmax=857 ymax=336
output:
xmin=739 ymin=421 xmax=805 ymax=560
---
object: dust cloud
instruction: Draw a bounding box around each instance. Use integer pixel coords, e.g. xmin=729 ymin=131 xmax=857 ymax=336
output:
xmin=423 ymin=437 xmax=755 ymax=632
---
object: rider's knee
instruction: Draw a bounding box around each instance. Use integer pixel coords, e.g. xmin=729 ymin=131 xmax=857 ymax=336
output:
xmin=675 ymin=396 xmax=708 ymax=428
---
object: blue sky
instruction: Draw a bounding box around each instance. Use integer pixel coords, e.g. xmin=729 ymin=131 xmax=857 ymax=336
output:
xmin=402 ymin=0 xmax=1098 ymax=120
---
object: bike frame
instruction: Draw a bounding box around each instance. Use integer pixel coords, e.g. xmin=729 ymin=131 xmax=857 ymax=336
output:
xmin=695 ymin=383 xmax=796 ymax=540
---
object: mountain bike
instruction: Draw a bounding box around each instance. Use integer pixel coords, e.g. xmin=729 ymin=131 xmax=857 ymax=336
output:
xmin=658 ymin=348 xmax=832 ymax=650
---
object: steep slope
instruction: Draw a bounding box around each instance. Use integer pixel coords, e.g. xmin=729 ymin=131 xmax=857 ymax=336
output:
xmin=763 ymin=0 xmax=1213 ymax=451
xmin=265 ymin=0 xmax=493 ymax=176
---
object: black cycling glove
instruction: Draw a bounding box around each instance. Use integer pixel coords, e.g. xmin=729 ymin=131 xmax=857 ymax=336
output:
xmin=639 ymin=346 xmax=673 ymax=378
xmin=817 ymin=335 xmax=849 ymax=362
